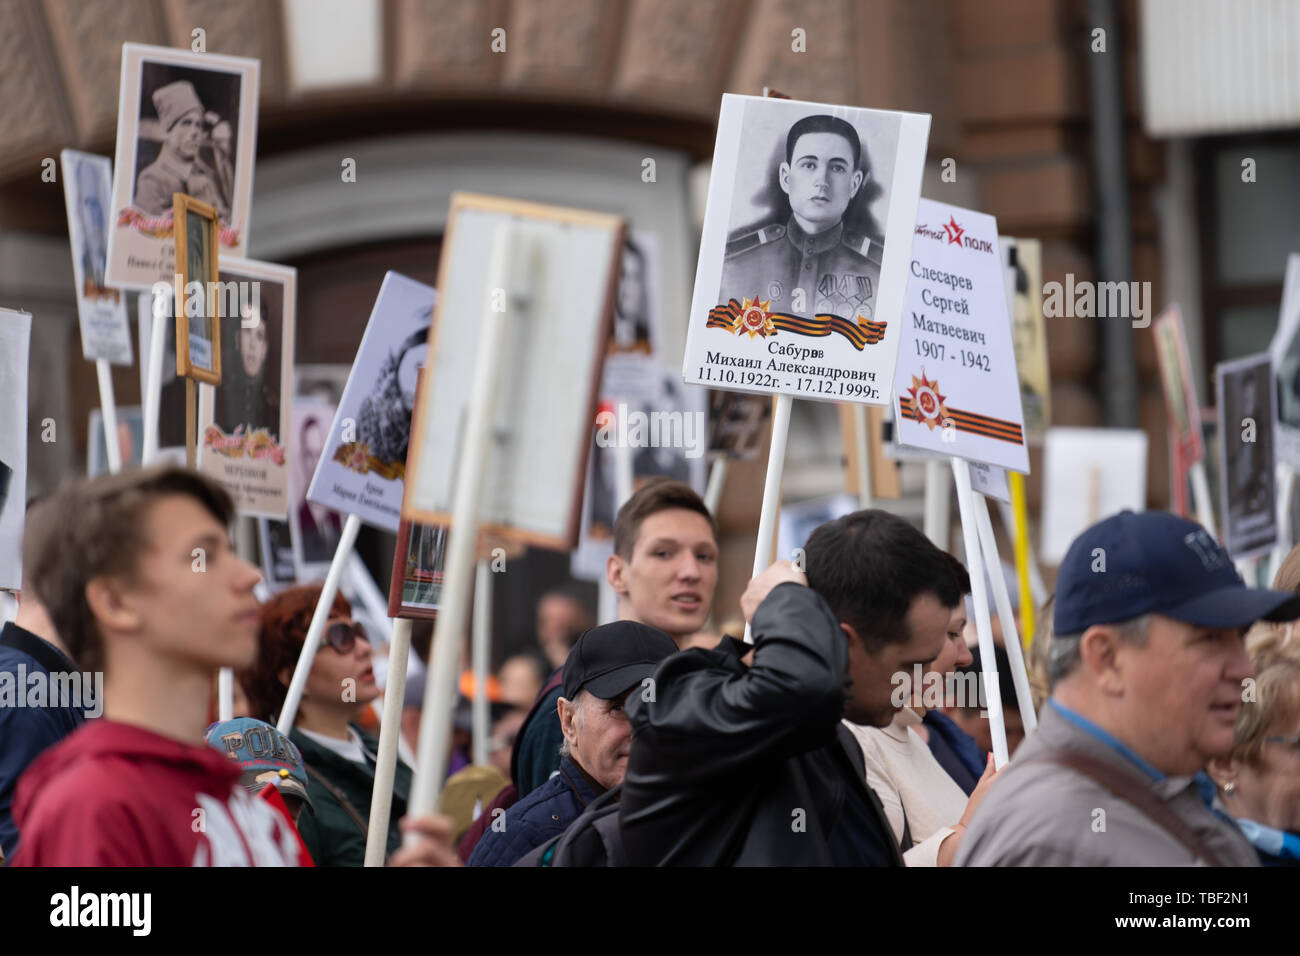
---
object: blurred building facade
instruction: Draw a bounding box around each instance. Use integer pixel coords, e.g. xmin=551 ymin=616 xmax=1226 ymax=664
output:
xmin=1 ymin=0 xmax=1298 ymax=627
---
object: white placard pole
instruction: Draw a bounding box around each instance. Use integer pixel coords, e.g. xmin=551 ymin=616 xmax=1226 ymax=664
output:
xmin=142 ymin=303 xmax=168 ymax=464
xmin=276 ymin=512 xmax=363 ymax=734
xmin=95 ymin=360 xmax=123 ymax=474
xmin=923 ymin=458 xmax=951 ymax=549
xmin=614 ymin=438 xmax=634 ymax=514
xmin=743 ymin=394 xmax=793 ymax=643
xmin=364 ymin=616 xmax=412 ymax=867
xmin=408 ymin=227 xmax=517 ymax=834
xmin=1269 ymin=462 xmax=1295 ymax=582
xmin=952 ymin=458 xmax=1010 ymax=769
xmin=472 ymin=559 xmax=492 ymax=767
xmin=852 ymin=403 xmax=873 ymax=509
xmin=1189 ymin=459 xmax=1217 ymax=538
xmin=972 ymin=492 xmax=1038 ymax=735
xmin=704 ymin=455 xmax=728 ymax=516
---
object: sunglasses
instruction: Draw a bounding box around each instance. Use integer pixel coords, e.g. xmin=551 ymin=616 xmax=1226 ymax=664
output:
xmin=318 ymin=620 xmax=367 ymax=655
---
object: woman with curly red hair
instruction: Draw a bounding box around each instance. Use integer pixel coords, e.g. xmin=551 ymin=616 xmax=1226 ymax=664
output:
xmin=240 ymin=584 xmax=412 ymax=866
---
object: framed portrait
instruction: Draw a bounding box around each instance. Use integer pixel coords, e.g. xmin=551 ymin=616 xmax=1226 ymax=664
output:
xmin=1216 ymin=353 xmax=1278 ymax=560
xmin=0 ymin=309 xmax=32 ymax=591
xmin=88 ymin=405 xmax=145 ymax=476
xmin=105 ymin=43 xmax=259 ymax=290
xmin=682 ymin=94 xmax=930 ymax=404
xmin=173 ymin=193 xmax=221 ymax=385
xmin=59 ymin=150 xmax=132 ymax=365
xmin=196 ymin=257 xmax=295 ymax=518
xmin=387 ymin=520 xmax=448 ymax=619
xmin=291 ymin=397 xmax=346 ymax=579
xmin=403 ymin=193 xmax=626 ymax=549
xmin=1267 ymin=254 xmax=1300 ymax=467
xmin=305 ymin=272 xmax=436 ymax=534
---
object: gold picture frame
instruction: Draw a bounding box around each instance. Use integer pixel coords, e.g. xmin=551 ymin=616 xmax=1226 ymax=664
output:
xmin=172 ymin=193 xmax=222 ymax=386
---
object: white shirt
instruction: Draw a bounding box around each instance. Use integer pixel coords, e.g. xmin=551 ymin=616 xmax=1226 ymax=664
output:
xmin=297 ymin=726 xmax=369 ymax=765
xmin=844 ymin=709 xmax=970 ymax=867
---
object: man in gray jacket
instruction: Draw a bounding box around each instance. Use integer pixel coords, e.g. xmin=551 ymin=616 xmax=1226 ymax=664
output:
xmin=957 ymin=510 xmax=1300 ymax=866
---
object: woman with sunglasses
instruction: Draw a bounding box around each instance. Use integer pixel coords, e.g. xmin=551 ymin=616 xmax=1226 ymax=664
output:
xmin=241 ymin=585 xmax=411 ymax=866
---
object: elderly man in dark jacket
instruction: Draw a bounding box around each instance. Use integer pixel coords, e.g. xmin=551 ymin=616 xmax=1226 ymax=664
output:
xmin=620 ymin=510 xmax=962 ymax=866
xmin=468 ymin=621 xmax=677 ymax=866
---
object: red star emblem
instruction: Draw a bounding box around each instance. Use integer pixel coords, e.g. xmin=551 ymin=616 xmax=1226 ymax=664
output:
xmin=906 ymin=372 xmax=949 ymax=430
xmin=943 ymin=215 xmax=965 ymax=246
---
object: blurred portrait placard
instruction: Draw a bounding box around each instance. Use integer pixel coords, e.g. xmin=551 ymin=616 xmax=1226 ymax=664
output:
xmin=173 ymin=194 xmax=221 ymax=384
xmin=88 ymin=405 xmax=145 ymax=476
xmin=59 ymin=151 xmax=132 ymax=365
xmin=1152 ymin=305 xmax=1206 ymax=466
xmin=291 ymin=397 xmax=345 ymax=579
xmin=307 ymin=272 xmax=436 ymax=534
xmin=137 ymin=287 xmax=190 ymax=465
xmin=257 ymin=518 xmax=297 ymax=592
xmin=682 ymin=94 xmax=930 ymax=404
xmin=0 ymin=309 xmax=32 ymax=591
xmin=708 ymin=391 xmax=771 ymax=461
xmin=1267 ymin=253 xmax=1300 ymax=468
xmin=388 ymin=520 xmax=448 ymax=619
xmin=196 ymin=258 xmax=295 ymax=518
xmin=999 ymin=237 xmax=1050 ymax=445
xmin=105 ymin=44 xmax=259 ymax=289
xmin=403 ymin=194 xmax=624 ymax=548
xmin=1216 ymin=353 xmax=1278 ymax=559
xmin=1041 ymin=427 xmax=1148 ymax=564
xmin=892 ymin=198 xmax=1029 ymax=474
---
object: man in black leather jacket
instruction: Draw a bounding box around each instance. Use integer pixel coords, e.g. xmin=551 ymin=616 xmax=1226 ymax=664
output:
xmin=620 ymin=510 xmax=960 ymax=866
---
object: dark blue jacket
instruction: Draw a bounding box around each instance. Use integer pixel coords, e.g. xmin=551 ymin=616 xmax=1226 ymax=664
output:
xmin=922 ymin=709 xmax=985 ymax=795
xmin=467 ymin=754 xmax=603 ymax=867
xmin=0 ymin=623 xmax=86 ymax=860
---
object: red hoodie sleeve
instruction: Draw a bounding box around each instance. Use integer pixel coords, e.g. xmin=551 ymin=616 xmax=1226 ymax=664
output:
xmin=12 ymin=789 xmax=156 ymax=866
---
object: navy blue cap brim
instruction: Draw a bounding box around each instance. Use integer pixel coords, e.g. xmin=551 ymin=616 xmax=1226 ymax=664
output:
xmin=1162 ymin=585 xmax=1300 ymax=630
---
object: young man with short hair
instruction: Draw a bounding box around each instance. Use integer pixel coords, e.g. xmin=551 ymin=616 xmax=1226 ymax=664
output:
xmin=10 ymin=467 xmax=303 ymax=866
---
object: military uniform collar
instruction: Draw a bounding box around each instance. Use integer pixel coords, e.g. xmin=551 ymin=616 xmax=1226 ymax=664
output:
xmin=785 ymin=215 xmax=844 ymax=256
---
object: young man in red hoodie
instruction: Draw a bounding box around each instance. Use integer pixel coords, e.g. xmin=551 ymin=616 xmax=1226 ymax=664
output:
xmin=10 ymin=466 xmax=307 ymax=865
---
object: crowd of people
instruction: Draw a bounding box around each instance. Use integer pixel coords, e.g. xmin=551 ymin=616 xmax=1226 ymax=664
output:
xmin=1 ymin=465 xmax=1299 ymax=867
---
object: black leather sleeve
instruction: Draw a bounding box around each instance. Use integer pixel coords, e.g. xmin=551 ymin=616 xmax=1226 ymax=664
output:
xmin=627 ymin=582 xmax=846 ymax=776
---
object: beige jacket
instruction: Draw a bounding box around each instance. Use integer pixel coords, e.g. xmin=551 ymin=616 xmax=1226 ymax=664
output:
xmin=844 ymin=709 xmax=969 ymax=867
xmin=955 ymin=701 xmax=1258 ymax=867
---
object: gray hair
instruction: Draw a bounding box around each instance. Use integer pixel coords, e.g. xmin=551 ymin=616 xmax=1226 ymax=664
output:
xmin=1047 ymin=614 xmax=1152 ymax=688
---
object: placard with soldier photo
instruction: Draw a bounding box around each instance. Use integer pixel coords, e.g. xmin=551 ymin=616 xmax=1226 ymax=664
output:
xmin=59 ymin=150 xmax=133 ymax=365
xmin=1267 ymin=253 xmax=1300 ymax=468
xmin=196 ymin=258 xmax=295 ymax=518
xmin=105 ymin=43 xmax=259 ymax=290
xmin=388 ymin=520 xmax=448 ymax=619
xmin=1216 ymin=353 xmax=1278 ymax=559
xmin=0 ymin=309 xmax=32 ymax=591
xmin=682 ymin=94 xmax=930 ymax=404
xmin=1000 ymin=237 xmax=1050 ymax=444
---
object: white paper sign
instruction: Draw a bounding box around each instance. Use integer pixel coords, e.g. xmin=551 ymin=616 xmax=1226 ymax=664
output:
xmin=307 ymin=272 xmax=436 ymax=533
xmin=0 ymin=309 xmax=32 ymax=591
xmin=892 ymin=198 xmax=1030 ymax=474
xmin=105 ymin=44 xmax=260 ymax=290
xmin=59 ymin=151 xmax=133 ymax=365
xmin=1041 ymin=427 xmax=1148 ymax=564
xmin=968 ymin=460 xmax=1011 ymax=503
xmin=682 ymin=94 xmax=931 ymax=404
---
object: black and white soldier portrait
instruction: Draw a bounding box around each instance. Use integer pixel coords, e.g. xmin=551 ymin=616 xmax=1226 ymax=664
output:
xmin=717 ymin=107 xmax=899 ymax=323
xmin=215 ymin=274 xmax=284 ymax=438
xmin=356 ymin=308 xmax=430 ymax=470
xmin=133 ymin=66 xmax=240 ymax=223
xmin=1217 ymin=354 xmax=1278 ymax=559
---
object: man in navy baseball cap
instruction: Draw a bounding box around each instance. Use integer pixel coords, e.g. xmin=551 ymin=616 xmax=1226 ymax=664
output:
xmin=957 ymin=510 xmax=1300 ymax=867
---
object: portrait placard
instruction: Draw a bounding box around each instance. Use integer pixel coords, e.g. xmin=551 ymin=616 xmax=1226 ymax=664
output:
xmin=196 ymin=258 xmax=295 ymax=518
xmin=709 ymin=392 xmax=772 ymax=461
xmin=1267 ymin=253 xmax=1300 ymax=468
xmin=892 ymin=198 xmax=1030 ymax=474
xmin=306 ymin=272 xmax=436 ymax=533
xmin=682 ymin=94 xmax=930 ymax=404
xmin=1000 ymin=237 xmax=1050 ymax=445
xmin=173 ymin=194 xmax=221 ymax=385
xmin=257 ymin=518 xmax=297 ymax=592
xmin=1153 ymin=305 xmax=1206 ymax=466
xmin=387 ymin=520 xmax=448 ymax=619
xmin=0 ymin=309 xmax=32 ymax=591
xmin=88 ymin=405 xmax=145 ymax=475
xmin=292 ymin=397 xmax=346 ymax=579
xmin=1041 ymin=427 xmax=1148 ymax=564
xmin=59 ymin=151 xmax=133 ymax=365
xmin=1216 ymin=353 xmax=1278 ymax=559
xmin=403 ymin=194 xmax=625 ymax=548
xmin=105 ymin=44 xmax=259 ymax=290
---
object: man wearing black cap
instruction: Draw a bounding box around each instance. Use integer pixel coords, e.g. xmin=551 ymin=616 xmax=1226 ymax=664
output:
xmin=957 ymin=510 xmax=1300 ymax=867
xmin=467 ymin=621 xmax=677 ymax=867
